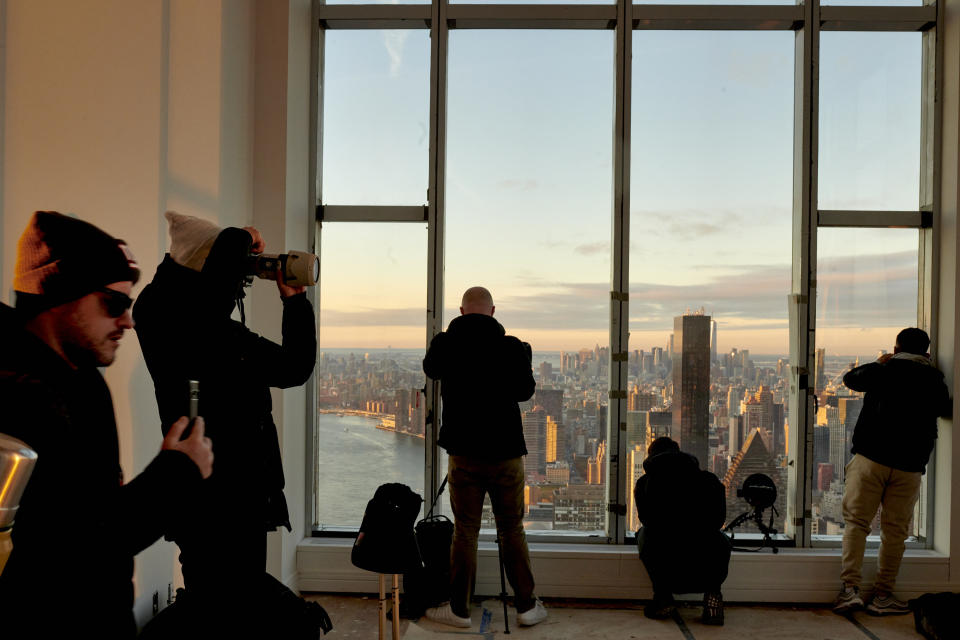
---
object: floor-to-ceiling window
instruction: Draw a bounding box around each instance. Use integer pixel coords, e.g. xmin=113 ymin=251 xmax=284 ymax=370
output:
xmin=312 ymin=0 xmax=939 ymax=548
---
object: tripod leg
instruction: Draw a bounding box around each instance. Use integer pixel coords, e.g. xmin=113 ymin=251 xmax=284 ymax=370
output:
xmin=497 ymin=534 xmax=511 ymax=634
xmin=379 ymin=574 xmax=387 ymax=640
xmin=392 ymin=574 xmax=401 ymax=639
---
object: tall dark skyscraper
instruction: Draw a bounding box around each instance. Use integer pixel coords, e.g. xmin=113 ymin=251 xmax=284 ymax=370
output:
xmin=672 ymin=313 xmax=711 ymax=468
xmin=534 ymin=388 xmax=564 ymax=422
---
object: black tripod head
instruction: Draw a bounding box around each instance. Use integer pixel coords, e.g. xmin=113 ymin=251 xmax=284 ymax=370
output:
xmin=723 ymin=473 xmax=780 ymax=553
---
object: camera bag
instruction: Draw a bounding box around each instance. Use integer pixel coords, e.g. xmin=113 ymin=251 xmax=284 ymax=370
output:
xmin=401 ymin=477 xmax=454 ymax=618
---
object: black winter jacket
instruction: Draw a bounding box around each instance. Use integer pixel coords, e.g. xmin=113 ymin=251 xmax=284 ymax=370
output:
xmin=635 ymin=451 xmax=726 ymax=541
xmin=0 ymin=303 xmax=201 ymax=638
xmin=843 ymin=353 xmax=951 ymax=473
xmin=133 ymin=228 xmax=316 ymax=531
xmin=423 ymin=314 xmax=535 ymax=460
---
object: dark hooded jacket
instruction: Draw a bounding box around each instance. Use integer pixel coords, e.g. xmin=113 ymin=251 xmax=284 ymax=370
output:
xmin=423 ymin=313 xmax=535 ymax=460
xmin=843 ymin=353 xmax=952 ymax=473
xmin=133 ymin=228 xmax=316 ymax=531
xmin=634 ymin=450 xmax=726 ymax=541
xmin=0 ymin=303 xmax=201 ymax=638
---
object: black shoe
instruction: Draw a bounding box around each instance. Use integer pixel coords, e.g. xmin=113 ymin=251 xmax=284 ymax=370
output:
xmin=702 ymin=591 xmax=724 ymax=626
xmin=644 ymin=596 xmax=677 ymax=620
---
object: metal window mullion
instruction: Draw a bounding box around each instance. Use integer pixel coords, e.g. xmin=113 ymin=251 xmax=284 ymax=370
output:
xmin=318 ymin=4 xmax=431 ymax=29
xmin=425 ymin=0 xmax=449 ymax=515
xmin=788 ymin=0 xmax=819 ymax=549
xmin=633 ymin=3 xmax=802 ymax=30
xmin=918 ymin=0 xmax=941 ymax=549
xmin=448 ymin=4 xmax=615 ymax=29
xmin=820 ymin=5 xmax=936 ymax=32
xmin=607 ymin=0 xmax=631 ymax=545
xmin=311 ymin=3 xmax=327 ymax=531
xmin=321 ymin=205 xmax=428 ymax=222
xmin=816 ymin=210 xmax=931 ymax=228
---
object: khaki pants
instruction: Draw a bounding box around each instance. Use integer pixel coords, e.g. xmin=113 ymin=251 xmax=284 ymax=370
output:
xmin=841 ymin=454 xmax=922 ymax=593
xmin=448 ymin=455 xmax=536 ymax=618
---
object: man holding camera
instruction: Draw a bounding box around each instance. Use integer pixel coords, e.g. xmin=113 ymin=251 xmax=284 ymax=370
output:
xmin=833 ymin=328 xmax=951 ymax=616
xmin=0 ymin=211 xmax=213 ymax=638
xmin=133 ymin=212 xmax=319 ymax=634
xmin=422 ymin=286 xmax=547 ymax=628
xmin=635 ymin=436 xmax=730 ymax=625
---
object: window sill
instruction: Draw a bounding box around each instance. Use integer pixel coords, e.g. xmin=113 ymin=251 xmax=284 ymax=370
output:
xmin=297 ymin=537 xmax=953 ymax=602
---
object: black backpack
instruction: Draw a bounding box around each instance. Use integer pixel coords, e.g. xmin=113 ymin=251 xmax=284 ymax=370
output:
xmin=351 ymin=483 xmax=424 ymax=575
xmin=912 ymin=592 xmax=960 ymax=640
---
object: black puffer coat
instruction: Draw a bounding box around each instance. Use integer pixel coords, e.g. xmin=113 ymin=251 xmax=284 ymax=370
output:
xmin=423 ymin=313 xmax=535 ymax=460
xmin=0 ymin=303 xmax=201 ymax=638
xmin=844 ymin=353 xmax=952 ymax=473
xmin=133 ymin=228 xmax=316 ymax=531
xmin=635 ymin=450 xmax=726 ymax=539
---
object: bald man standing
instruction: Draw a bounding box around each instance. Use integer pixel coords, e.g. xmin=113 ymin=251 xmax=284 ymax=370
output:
xmin=422 ymin=287 xmax=547 ymax=628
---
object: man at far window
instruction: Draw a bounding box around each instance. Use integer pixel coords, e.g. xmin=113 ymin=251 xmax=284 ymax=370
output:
xmin=635 ymin=436 xmax=731 ymax=626
xmin=0 ymin=211 xmax=213 ymax=638
xmin=833 ymin=327 xmax=951 ymax=616
xmin=422 ymin=286 xmax=547 ymax=628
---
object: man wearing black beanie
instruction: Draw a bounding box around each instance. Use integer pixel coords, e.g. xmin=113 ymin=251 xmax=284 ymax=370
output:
xmin=0 ymin=211 xmax=214 ymax=638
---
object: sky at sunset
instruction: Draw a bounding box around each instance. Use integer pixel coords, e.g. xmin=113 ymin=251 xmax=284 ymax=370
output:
xmin=319 ymin=28 xmax=921 ymax=357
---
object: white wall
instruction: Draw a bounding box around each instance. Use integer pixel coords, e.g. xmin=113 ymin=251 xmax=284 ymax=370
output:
xmin=0 ymin=0 xmax=309 ymax=625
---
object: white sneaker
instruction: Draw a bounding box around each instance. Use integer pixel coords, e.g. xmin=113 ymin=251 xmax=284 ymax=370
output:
xmin=424 ymin=603 xmax=472 ymax=628
xmin=517 ymin=599 xmax=548 ymax=626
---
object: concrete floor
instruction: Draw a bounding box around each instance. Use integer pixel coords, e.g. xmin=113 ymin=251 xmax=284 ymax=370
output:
xmin=304 ymin=594 xmax=922 ymax=639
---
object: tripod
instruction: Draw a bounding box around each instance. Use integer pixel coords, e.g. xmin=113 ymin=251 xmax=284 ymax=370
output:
xmin=496 ymin=533 xmax=511 ymax=634
xmin=723 ymin=505 xmax=780 ymax=554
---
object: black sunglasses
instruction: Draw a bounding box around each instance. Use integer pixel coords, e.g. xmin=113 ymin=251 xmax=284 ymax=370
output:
xmin=97 ymin=288 xmax=134 ymax=318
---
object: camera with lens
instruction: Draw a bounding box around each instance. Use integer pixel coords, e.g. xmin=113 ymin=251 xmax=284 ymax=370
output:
xmin=244 ymin=251 xmax=319 ymax=287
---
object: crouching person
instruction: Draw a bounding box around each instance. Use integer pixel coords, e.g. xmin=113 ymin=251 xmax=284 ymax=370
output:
xmin=635 ymin=437 xmax=731 ymax=625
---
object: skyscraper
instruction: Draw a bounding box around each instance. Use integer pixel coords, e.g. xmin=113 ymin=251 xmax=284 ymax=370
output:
xmin=646 ymin=410 xmax=672 ymax=451
xmin=671 ymin=313 xmax=711 ymax=468
xmin=534 ymin=388 xmax=564 ymax=423
xmin=545 ymin=415 xmax=565 ymax=463
xmin=815 ymin=347 xmax=827 ymax=394
xmin=522 ymin=407 xmax=547 ymax=478
xmin=710 ymin=319 xmax=718 ymax=364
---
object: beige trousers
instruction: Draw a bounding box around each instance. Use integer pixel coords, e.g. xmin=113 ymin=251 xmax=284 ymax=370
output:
xmin=841 ymin=454 xmax=922 ymax=593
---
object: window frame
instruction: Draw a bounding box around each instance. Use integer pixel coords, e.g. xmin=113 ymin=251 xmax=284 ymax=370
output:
xmin=309 ymin=0 xmax=941 ymax=549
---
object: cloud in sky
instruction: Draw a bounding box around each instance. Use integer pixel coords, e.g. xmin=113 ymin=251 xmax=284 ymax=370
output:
xmin=575 ymin=242 xmax=607 ymax=256
xmin=382 ymin=31 xmax=409 ymax=78
xmin=320 ymin=250 xmax=918 ymax=350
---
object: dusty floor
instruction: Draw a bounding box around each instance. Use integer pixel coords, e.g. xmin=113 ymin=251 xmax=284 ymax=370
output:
xmin=304 ymin=594 xmax=921 ymax=639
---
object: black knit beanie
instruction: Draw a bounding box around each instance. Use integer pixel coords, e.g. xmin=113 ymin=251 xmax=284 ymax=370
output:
xmin=14 ymin=211 xmax=140 ymax=315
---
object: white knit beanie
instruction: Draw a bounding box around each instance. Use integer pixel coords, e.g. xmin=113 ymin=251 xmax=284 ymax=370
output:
xmin=165 ymin=211 xmax=221 ymax=271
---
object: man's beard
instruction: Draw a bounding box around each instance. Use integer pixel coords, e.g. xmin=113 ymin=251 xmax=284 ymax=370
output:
xmin=62 ymin=324 xmax=122 ymax=368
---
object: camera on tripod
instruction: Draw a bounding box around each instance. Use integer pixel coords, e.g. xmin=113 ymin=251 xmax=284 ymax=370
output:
xmin=724 ymin=473 xmax=780 ymax=553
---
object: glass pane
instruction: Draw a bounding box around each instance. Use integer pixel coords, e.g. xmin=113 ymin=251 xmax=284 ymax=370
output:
xmin=630 ymin=32 xmax=794 ymax=538
xmin=446 ymin=30 xmax=614 ymax=535
xmin=322 ymin=31 xmax=429 ymax=205
xmin=813 ymin=228 xmax=920 ymax=541
xmin=819 ymin=32 xmax=921 ymax=211
xmin=315 ymin=223 xmax=427 ymax=528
